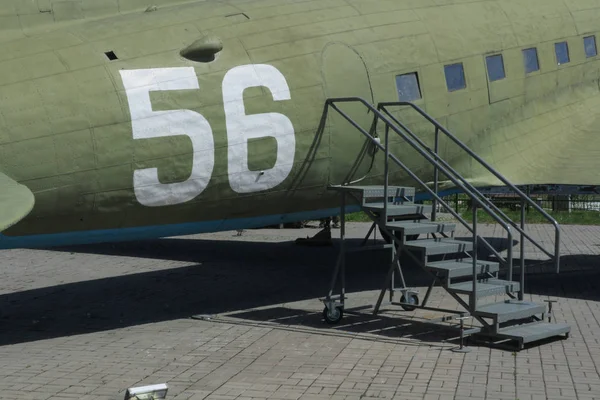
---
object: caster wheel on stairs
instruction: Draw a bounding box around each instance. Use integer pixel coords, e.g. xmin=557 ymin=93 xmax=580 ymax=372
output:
xmin=400 ymin=293 xmax=419 ymax=311
xmin=323 ymin=306 xmax=344 ymax=324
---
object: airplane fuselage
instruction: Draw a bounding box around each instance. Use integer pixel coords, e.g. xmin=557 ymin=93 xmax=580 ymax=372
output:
xmin=2 ymin=0 xmax=600 ymax=248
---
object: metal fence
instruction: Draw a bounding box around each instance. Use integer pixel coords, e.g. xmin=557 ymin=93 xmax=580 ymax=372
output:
xmin=433 ymin=194 xmax=600 ymax=213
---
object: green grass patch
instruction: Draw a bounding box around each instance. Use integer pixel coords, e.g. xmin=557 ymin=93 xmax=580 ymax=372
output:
xmin=341 ymin=209 xmax=600 ymax=225
xmin=460 ymin=208 xmax=600 ymax=225
xmin=344 ymin=212 xmax=372 ymax=223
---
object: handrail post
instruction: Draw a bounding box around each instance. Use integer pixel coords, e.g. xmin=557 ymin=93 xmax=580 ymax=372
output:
xmin=384 ymin=124 xmax=390 ymax=222
xmin=507 ymin=230 xmax=514 ymax=282
xmin=432 ymin=127 xmax=439 ymax=222
xmin=555 ymin=228 xmax=561 ymax=273
xmin=519 ymin=199 xmax=525 ymax=300
xmin=471 ymin=202 xmax=478 ymax=312
xmin=340 ymin=192 xmax=346 ymax=307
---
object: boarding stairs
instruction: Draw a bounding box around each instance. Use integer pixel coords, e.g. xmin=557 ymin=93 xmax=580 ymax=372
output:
xmin=320 ymin=98 xmax=570 ymax=350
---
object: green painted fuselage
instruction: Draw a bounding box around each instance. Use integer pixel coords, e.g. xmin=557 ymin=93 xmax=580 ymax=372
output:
xmin=1 ymin=0 xmax=600 ymax=248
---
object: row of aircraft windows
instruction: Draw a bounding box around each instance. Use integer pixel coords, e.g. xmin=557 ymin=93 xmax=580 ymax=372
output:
xmin=396 ymin=35 xmax=598 ymax=101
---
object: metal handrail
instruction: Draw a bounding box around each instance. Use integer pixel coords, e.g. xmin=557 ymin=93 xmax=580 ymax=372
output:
xmin=325 ymin=97 xmax=514 ymax=299
xmin=379 ymin=101 xmax=561 ymax=273
xmin=377 ymin=106 xmax=553 ymax=260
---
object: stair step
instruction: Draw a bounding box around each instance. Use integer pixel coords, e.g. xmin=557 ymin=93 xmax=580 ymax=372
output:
xmin=363 ymin=203 xmax=432 ymax=216
xmin=329 ymin=185 xmax=415 ymax=198
xmin=449 ymin=279 xmax=520 ymax=298
xmin=403 ymin=238 xmax=473 ymax=257
xmin=495 ymin=322 xmax=570 ymax=346
xmin=474 ymin=300 xmax=545 ymax=323
xmin=426 ymin=260 xmax=500 ymax=279
xmin=345 ymin=243 xmax=394 ymax=253
xmin=385 ymin=220 xmax=456 ymax=236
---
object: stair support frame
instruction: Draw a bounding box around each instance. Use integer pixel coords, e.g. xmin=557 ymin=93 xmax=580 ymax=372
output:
xmin=472 ymin=203 xmax=478 ymax=312
xmin=520 ymin=199 xmax=526 ymax=301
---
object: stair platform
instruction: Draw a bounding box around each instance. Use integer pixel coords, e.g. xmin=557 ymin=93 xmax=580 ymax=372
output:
xmin=404 ymin=238 xmax=473 ymax=257
xmin=363 ymin=203 xmax=432 ymax=216
xmin=476 ymin=322 xmax=570 ymax=349
xmin=474 ymin=300 xmax=545 ymax=323
xmin=449 ymin=279 xmax=520 ymax=298
xmin=345 ymin=243 xmax=394 ymax=253
xmin=426 ymin=260 xmax=499 ymax=279
xmin=386 ymin=220 xmax=455 ymax=235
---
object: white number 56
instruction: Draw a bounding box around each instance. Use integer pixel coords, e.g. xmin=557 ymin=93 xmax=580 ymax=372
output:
xmin=120 ymin=64 xmax=295 ymax=207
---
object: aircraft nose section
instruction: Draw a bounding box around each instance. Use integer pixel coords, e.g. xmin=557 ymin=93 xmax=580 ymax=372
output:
xmin=180 ymin=36 xmax=223 ymax=63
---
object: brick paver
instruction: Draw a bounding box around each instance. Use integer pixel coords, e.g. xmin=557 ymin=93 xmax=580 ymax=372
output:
xmin=1 ymin=222 xmax=600 ymax=399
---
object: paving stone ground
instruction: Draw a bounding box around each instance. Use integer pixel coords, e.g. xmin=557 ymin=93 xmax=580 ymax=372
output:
xmin=1 ymin=222 xmax=600 ymax=400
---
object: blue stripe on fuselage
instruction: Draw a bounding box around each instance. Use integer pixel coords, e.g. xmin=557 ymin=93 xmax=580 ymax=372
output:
xmin=0 ymin=206 xmax=361 ymax=250
xmin=0 ymin=188 xmax=466 ymax=250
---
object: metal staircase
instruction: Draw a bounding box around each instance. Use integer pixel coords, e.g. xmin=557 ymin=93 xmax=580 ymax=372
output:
xmin=321 ymin=98 xmax=570 ymax=350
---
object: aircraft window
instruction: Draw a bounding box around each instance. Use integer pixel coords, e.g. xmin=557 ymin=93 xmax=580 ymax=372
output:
xmin=444 ymin=63 xmax=466 ymax=92
xmin=395 ymin=72 xmax=422 ymax=101
xmin=522 ymin=48 xmax=540 ymax=73
xmin=584 ymin=35 xmax=597 ymax=58
xmin=555 ymin=41 xmax=570 ymax=65
xmin=485 ymin=54 xmax=505 ymax=81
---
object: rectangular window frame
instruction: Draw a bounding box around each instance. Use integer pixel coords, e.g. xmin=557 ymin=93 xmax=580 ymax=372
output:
xmin=395 ymin=72 xmax=422 ymax=102
xmin=584 ymin=35 xmax=597 ymax=58
xmin=555 ymin=41 xmax=570 ymax=65
xmin=522 ymin=47 xmax=540 ymax=74
xmin=444 ymin=62 xmax=467 ymax=92
xmin=485 ymin=54 xmax=506 ymax=82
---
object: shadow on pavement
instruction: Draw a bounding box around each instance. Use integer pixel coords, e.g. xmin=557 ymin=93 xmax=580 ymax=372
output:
xmin=0 ymin=238 xmax=414 ymax=346
xmin=223 ymin=306 xmax=459 ymax=346
xmin=524 ymin=264 xmax=600 ymax=301
xmin=0 ymin=236 xmax=596 ymax=346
